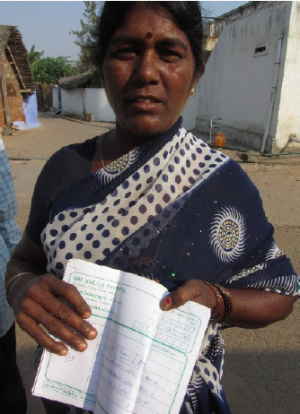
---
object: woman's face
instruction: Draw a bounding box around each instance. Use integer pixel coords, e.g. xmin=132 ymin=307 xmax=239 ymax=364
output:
xmin=102 ymin=6 xmax=201 ymax=143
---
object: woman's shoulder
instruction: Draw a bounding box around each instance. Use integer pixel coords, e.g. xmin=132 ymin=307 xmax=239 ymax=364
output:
xmin=191 ymin=134 xmax=251 ymax=177
xmin=67 ymin=135 xmax=99 ymax=151
xmin=190 ymin=134 xmax=260 ymax=196
xmin=54 ymin=135 xmax=99 ymax=160
xmin=41 ymin=135 xmax=100 ymax=178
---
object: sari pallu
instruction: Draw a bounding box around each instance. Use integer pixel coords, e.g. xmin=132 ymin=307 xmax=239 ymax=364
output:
xmin=41 ymin=123 xmax=298 ymax=414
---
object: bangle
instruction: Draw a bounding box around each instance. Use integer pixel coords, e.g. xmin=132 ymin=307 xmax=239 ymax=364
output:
xmin=205 ymin=282 xmax=224 ymax=321
xmin=205 ymin=282 xmax=232 ymax=323
xmin=5 ymin=272 xmax=36 ymax=298
xmin=211 ymin=283 xmax=232 ymax=322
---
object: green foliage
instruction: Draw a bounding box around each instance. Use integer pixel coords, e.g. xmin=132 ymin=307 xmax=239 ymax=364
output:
xmin=30 ymin=56 xmax=79 ymax=85
xmin=70 ymin=1 xmax=100 ymax=71
xmin=28 ymin=45 xmax=44 ymax=65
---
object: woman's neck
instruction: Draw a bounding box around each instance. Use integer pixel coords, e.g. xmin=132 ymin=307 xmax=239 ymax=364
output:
xmin=93 ymin=118 xmax=182 ymax=170
xmin=92 ymin=129 xmax=137 ymax=173
xmin=108 ymin=128 xmax=137 ymax=158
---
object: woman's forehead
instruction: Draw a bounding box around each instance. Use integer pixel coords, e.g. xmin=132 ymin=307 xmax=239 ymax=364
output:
xmin=119 ymin=3 xmax=175 ymax=25
xmin=110 ymin=6 xmax=190 ymax=45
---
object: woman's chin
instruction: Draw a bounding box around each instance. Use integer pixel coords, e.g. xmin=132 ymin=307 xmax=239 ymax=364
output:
xmin=119 ymin=117 xmax=175 ymax=142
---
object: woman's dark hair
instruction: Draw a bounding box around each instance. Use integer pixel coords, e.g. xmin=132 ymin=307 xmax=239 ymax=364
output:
xmin=94 ymin=1 xmax=203 ymax=77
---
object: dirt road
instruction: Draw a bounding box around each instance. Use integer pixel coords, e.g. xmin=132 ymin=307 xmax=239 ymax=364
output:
xmin=4 ymin=114 xmax=299 ymax=414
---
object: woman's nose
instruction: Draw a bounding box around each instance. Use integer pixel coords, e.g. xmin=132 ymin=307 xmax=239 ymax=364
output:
xmin=132 ymin=51 xmax=159 ymax=85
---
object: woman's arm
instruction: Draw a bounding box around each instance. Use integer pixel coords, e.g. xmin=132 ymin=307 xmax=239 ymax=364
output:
xmin=5 ymin=234 xmax=98 ymax=355
xmin=159 ymin=279 xmax=296 ymax=328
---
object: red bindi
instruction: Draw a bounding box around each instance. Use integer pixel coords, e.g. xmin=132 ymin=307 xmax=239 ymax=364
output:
xmin=145 ymin=32 xmax=153 ymax=39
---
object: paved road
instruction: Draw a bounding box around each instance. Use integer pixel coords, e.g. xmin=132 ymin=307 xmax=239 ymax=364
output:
xmin=4 ymin=113 xmax=299 ymax=414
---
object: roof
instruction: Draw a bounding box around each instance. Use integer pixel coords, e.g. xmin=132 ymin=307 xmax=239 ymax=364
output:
xmin=0 ymin=25 xmax=34 ymax=92
xmin=217 ymin=1 xmax=268 ymax=19
xmin=59 ymin=70 xmax=103 ymax=90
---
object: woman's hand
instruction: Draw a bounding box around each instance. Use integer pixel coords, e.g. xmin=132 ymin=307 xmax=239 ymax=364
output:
xmin=9 ymin=273 xmax=98 ymax=355
xmin=6 ymin=234 xmax=97 ymax=355
xmin=159 ymin=279 xmax=296 ymax=328
xmin=160 ymin=279 xmax=218 ymax=316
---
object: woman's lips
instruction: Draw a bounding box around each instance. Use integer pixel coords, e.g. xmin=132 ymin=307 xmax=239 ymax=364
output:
xmin=127 ymin=95 xmax=162 ymax=111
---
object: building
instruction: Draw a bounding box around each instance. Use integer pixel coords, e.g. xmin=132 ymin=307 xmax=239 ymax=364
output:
xmin=0 ymin=25 xmax=34 ymax=129
xmin=57 ymin=70 xmax=116 ymax=123
xmin=196 ymin=1 xmax=300 ymax=153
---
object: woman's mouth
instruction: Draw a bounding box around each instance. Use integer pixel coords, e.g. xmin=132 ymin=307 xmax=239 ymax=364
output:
xmin=128 ymin=95 xmax=162 ymax=111
xmin=133 ymin=97 xmax=158 ymax=103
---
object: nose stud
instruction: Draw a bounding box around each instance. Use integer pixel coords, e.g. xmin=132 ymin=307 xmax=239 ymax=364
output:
xmin=190 ymin=88 xmax=195 ymax=95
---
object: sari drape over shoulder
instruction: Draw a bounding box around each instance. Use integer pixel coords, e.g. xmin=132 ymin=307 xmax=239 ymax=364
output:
xmin=40 ymin=120 xmax=298 ymax=414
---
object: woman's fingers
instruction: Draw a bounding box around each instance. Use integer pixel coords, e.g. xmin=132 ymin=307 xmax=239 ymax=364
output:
xmin=17 ymin=310 xmax=69 ymax=355
xmin=13 ymin=274 xmax=98 ymax=353
xmin=160 ymin=279 xmax=215 ymax=311
xmin=42 ymin=276 xmax=92 ymax=319
xmin=19 ymin=296 xmax=93 ymax=353
xmin=25 ymin=276 xmax=97 ymax=340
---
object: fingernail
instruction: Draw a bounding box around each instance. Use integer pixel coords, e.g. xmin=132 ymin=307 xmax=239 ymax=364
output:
xmin=59 ymin=348 xmax=68 ymax=356
xmin=162 ymin=296 xmax=172 ymax=309
xmin=87 ymin=329 xmax=98 ymax=339
xmin=83 ymin=324 xmax=97 ymax=338
xmin=77 ymin=341 xmax=87 ymax=351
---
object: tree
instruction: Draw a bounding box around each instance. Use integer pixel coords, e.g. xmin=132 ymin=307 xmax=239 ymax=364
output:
xmin=70 ymin=1 xmax=100 ymax=71
xmin=30 ymin=56 xmax=79 ymax=85
xmin=28 ymin=45 xmax=44 ymax=65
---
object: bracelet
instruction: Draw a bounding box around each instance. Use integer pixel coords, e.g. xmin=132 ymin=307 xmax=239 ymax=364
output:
xmin=205 ymin=282 xmax=224 ymax=321
xmin=205 ymin=282 xmax=232 ymax=323
xmin=211 ymin=283 xmax=232 ymax=322
xmin=5 ymin=272 xmax=36 ymax=298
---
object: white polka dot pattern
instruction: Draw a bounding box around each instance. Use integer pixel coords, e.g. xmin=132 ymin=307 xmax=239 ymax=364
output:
xmin=41 ymin=129 xmax=229 ymax=277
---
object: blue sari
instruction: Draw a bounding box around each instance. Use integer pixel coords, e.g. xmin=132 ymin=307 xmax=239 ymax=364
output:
xmin=40 ymin=120 xmax=298 ymax=413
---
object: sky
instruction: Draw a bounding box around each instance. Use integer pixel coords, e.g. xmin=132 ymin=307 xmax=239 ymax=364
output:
xmin=0 ymin=1 xmax=248 ymax=62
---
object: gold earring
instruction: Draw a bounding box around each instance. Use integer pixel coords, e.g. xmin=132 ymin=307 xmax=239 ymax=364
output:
xmin=190 ymin=88 xmax=195 ymax=95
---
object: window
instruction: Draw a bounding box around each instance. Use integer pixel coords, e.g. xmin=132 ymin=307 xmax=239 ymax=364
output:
xmin=254 ymin=44 xmax=267 ymax=57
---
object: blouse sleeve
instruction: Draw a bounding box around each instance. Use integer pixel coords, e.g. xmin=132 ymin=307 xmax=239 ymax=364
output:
xmin=25 ymin=137 xmax=96 ymax=246
xmin=25 ymin=148 xmax=69 ymax=246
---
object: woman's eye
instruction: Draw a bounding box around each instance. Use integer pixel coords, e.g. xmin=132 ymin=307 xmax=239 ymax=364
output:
xmin=159 ymin=50 xmax=182 ymax=62
xmin=113 ymin=48 xmax=136 ymax=59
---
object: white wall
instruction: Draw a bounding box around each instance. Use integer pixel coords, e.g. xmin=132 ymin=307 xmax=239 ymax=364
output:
xmin=196 ymin=2 xmax=292 ymax=151
xmin=275 ymin=2 xmax=300 ymax=151
xmin=61 ymin=88 xmax=116 ymax=123
xmin=181 ymin=85 xmax=200 ymax=131
xmin=61 ymin=89 xmax=82 ymax=116
xmin=85 ymin=88 xmax=116 ymax=123
xmin=52 ymin=86 xmax=60 ymax=111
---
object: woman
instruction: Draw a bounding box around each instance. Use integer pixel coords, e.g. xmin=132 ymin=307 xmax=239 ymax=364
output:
xmin=5 ymin=2 xmax=298 ymax=413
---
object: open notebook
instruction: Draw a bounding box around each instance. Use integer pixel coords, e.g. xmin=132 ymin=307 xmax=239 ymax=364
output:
xmin=33 ymin=259 xmax=210 ymax=414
